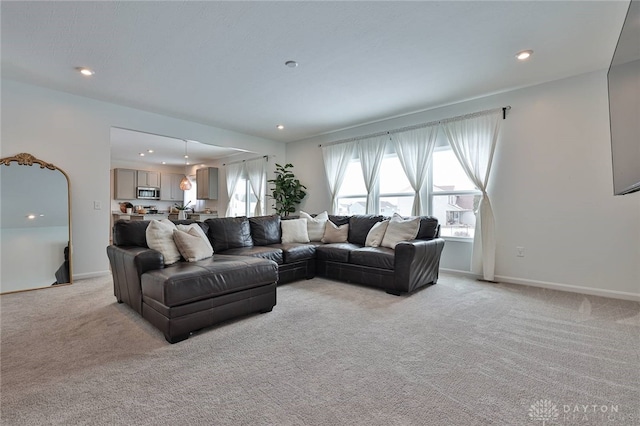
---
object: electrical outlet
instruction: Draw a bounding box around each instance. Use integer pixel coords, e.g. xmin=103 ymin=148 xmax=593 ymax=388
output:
xmin=516 ymin=246 xmax=525 ymax=257
xmin=93 ymin=201 xmax=102 ymax=210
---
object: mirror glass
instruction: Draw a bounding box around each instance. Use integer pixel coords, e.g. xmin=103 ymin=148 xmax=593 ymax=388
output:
xmin=0 ymin=154 xmax=72 ymax=293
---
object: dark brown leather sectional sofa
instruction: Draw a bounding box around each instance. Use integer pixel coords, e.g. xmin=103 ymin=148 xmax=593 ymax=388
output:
xmin=107 ymin=214 xmax=445 ymax=343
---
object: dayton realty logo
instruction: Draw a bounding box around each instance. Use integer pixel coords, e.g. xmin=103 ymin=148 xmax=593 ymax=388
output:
xmin=529 ymin=399 xmax=559 ymax=425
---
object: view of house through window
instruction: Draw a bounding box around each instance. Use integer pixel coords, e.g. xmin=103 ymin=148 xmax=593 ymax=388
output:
xmin=228 ymin=177 xmax=258 ymax=217
xmin=431 ymin=148 xmax=481 ymax=238
xmin=336 ymin=154 xmax=414 ymax=216
xmin=335 ymin=142 xmax=480 ymax=239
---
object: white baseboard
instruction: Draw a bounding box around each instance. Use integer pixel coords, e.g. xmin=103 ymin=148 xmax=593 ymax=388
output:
xmin=440 ymin=268 xmax=640 ymax=302
xmin=73 ymin=271 xmax=111 ymax=281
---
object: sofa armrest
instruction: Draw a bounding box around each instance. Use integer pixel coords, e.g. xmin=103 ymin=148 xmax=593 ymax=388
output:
xmin=393 ymin=238 xmax=445 ymax=293
xmin=107 ymin=245 xmax=164 ymax=315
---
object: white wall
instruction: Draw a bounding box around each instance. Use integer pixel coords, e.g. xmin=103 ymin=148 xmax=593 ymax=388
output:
xmin=286 ymin=71 xmax=640 ymax=299
xmin=1 ymin=79 xmax=286 ymax=279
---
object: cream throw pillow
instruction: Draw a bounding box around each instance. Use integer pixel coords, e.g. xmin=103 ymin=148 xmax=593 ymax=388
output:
xmin=281 ymin=218 xmax=310 ymax=244
xmin=176 ymin=223 xmax=213 ymax=253
xmin=146 ymin=219 xmax=181 ymax=265
xmin=173 ymin=228 xmax=214 ymax=262
xmin=299 ymin=211 xmax=328 ymax=241
xmin=365 ymin=220 xmax=389 ymax=247
xmin=381 ymin=214 xmax=420 ymax=249
xmin=321 ymin=221 xmax=349 ymax=243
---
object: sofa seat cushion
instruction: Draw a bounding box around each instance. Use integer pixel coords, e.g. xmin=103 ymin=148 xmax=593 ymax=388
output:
xmin=350 ymin=247 xmax=395 ymax=270
xmin=315 ymin=243 xmax=361 ymax=263
xmin=141 ymin=255 xmax=278 ymax=307
xmin=221 ymin=246 xmax=283 ymax=264
xmin=270 ymin=243 xmax=316 ymax=263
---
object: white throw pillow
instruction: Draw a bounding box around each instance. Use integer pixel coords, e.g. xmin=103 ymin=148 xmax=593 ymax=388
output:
xmin=281 ymin=218 xmax=310 ymax=244
xmin=299 ymin=210 xmax=329 ymax=241
xmin=381 ymin=214 xmax=420 ymax=249
xmin=173 ymin=228 xmax=214 ymax=262
xmin=176 ymin=223 xmax=213 ymax=253
xmin=146 ymin=220 xmax=181 ymax=265
xmin=321 ymin=221 xmax=349 ymax=243
xmin=365 ymin=220 xmax=389 ymax=247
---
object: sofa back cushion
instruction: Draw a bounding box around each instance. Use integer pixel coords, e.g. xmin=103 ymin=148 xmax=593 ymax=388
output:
xmin=249 ymin=215 xmax=282 ymax=246
xmin=328 ymin=215 xmax=350 ymax=227
xmin=204 ymin=217 xmax=253 ymax=252
xmin=113 ymin=220 xmax=150 ymax=247
xmin=348 ymin=215 xmax=385 ymax=246
xmin=416 ymin=216 xmax=439 ymax=240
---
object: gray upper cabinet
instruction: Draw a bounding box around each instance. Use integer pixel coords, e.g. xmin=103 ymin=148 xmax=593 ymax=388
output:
xmin=137 ymin=170 xmax=160 ymax=188
xmin=160 ymin=173 xmax=184 ymax=201
xmin=114 ymin=168 xmax=137 ymax=200
xmin=196 ymin=167 xmax=218 ymax=200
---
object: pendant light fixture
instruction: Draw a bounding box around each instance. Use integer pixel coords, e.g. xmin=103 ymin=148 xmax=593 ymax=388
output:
xmin=179 ymin=140 xmax=192 ymax=190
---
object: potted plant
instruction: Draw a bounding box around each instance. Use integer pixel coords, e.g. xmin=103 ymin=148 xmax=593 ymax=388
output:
xmin=268 ymin=163 xmax=307 ymax=217
xmin=173 ymin=201 xmax=191 ymax=220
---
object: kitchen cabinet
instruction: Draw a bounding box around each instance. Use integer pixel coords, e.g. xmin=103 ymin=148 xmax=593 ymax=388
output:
xmin=196 ymin=167 xmax=218 ymax=200
xmin=114 ymin=168 xmax=136 ymax=200
xmin=160 ymin=173 xmax=185 ymax=201
xmin=137 ymin=170 xmax=160 ymax=188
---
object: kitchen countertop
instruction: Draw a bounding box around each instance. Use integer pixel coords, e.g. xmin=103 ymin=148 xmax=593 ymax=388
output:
xmin=112 ymin=212 xmax=169 ymax=220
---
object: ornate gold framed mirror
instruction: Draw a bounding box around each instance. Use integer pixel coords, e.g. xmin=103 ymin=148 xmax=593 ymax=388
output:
xmin=0 ymin=153 xmax=72 ymax=293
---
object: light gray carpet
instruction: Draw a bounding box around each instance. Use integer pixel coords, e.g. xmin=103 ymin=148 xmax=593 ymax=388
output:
xmin=1 ymin=274 xmax=638 ymax=425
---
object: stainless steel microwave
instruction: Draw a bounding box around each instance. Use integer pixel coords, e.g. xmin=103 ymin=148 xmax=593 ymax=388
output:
xmin=137 ymin=187 xmax=160 ymax=200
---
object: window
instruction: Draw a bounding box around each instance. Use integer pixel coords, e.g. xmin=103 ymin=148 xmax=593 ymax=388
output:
xmin=379 ymin=154 xmax=414 ymax=216
xmin=336 ymin=153 xmax=414 ymax=217
xmin=334 ymin=138 xmax=480 ymax=239
xmin=228 ymin=177 xmax=258 ymax=217
xmin=336 ymin=160 xmax=366 ymax=215
xmin=430 ymin=148 xmax=481 ymax=238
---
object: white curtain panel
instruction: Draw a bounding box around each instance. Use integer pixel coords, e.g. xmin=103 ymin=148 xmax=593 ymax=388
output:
xmin=321 ymin=141 xmax=356 ymax=214
xmin=392 ymin=125 xmax=439 ymax=216
xmin=442 ymin=111 xmax=502 ymax=281
xmin=224 ymin=162 xmax=245 ymax=217
xmin=245 ymin=157 xmax=266 ymax=216
xmin=357 ymin=136 xmax=388 ymax=214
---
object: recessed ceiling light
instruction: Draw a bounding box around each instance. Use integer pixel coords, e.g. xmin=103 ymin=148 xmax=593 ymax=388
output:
xmin=147 ymin=149 xmax=154 ymax=153
xmin=276 ymin=124 xmax=285 ymax=130
xmin=162 ymin=161 xmax=166 ymax=165
xmin=27 ymin=214 xmax=36 ymax=220
xmin=285 ymin=60 xmax=298 ymax=68
xmin=186 ymin=162 xmax=190 ymax=165
xmin=516 ymin=50 xmax=533 ymax=61
xmin=139 ymin=153 xmax=145 ymax=157
xmin=76 ymin=67 xmax=95 ymax=76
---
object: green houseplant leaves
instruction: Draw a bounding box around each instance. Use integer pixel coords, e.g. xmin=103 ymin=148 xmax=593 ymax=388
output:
xmin=268 ymin=163 xmax=307 ymax=216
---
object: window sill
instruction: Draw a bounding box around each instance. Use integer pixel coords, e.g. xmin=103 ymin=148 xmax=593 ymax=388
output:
xmin=441 ymin=236 xmax=474 ymax=242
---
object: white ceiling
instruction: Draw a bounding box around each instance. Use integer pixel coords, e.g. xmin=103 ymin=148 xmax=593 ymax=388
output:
xmin=110 ymin=127 xmax=249 ymax=167
xmin=1 ymin=1 xmax=631 ymax=144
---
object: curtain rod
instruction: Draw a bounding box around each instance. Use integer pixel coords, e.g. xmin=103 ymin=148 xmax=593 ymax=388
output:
xmin=223 ymin=155 xmax=271 ymax=166
xmin=318 ymin=106 xmax=511 ymax=148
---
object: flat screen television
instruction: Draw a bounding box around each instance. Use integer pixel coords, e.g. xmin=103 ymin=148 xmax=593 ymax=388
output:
xmin=607 ymin=0 xmax=640 ymax=195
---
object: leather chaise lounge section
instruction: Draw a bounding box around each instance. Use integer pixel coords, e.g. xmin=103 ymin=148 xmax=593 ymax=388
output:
xmin=107 ymin=214 xmax=444 ymax=343
xmin=107 ymin=220 xmax=278 ymax=344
